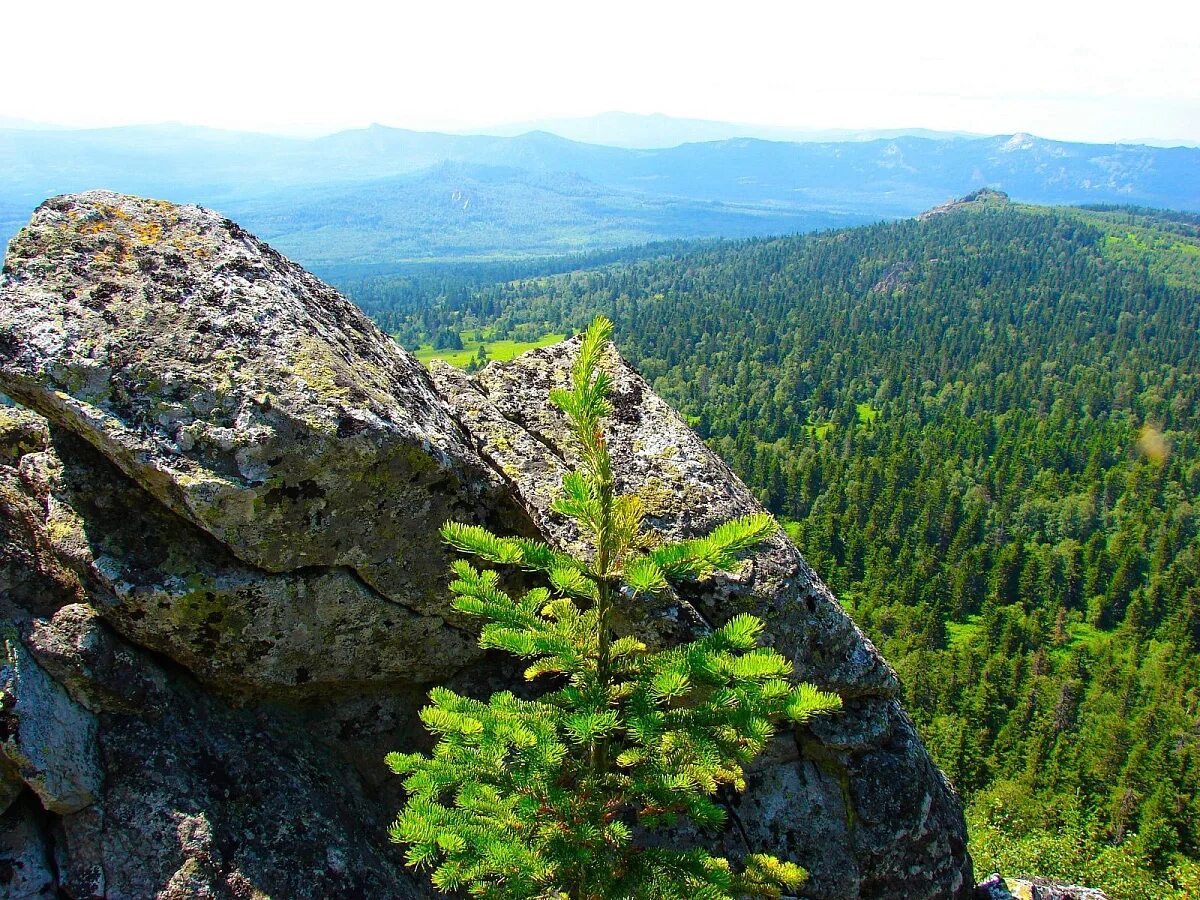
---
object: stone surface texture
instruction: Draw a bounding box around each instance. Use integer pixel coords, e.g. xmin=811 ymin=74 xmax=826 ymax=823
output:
xmin=0 ymin=192 xmax=974 ymax=898
xmin=0 ymin=795 xmax=58 ymax=898
xmin=974 ymin=874 xmax=1110 ymax=900
xmin=0 ymin=634 xmax=101 ymax=815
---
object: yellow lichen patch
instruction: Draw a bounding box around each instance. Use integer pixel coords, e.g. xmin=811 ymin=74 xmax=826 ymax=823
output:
xmin=172 ymin=231 xmax=210 ymax=259
xmin=291 ymin=335 xmax=396 ymax=414
xmin=199 ymin=352 xmax=240 ymax=397
xmin=636 ymin=477 xmax=676 ymax=517
xmin=76 ymin=204 xmax=131 ymax=235
xmin=89 ymin=249 xmax=116 ymax=269
xmin=132 ymin=222 xmax=164 ymax=245
xmin=44 ymin=513 xmax=84 ymax=548
xmin=289 ymin=335 xmax=353 ymax=405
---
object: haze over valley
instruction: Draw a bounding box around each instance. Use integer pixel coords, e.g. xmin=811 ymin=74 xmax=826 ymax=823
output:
xmin=3 ymin=118 xmax=1199 ymax=270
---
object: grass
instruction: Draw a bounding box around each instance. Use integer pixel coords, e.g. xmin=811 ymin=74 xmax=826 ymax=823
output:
xmin=946 ymin=611 xmax=1111 ymax=658
xmin=804 ymin=402 xmax=879 ymax=439
xmin=1090 ymin=220 xmax=1200 ymax=288
xmin=410 ymin=332 xmax=567 ymax=368
xmin=1063 ymin=621 xmax=1109 ymax=654
xmin=946 ymin=616 xmax=982 ymax=651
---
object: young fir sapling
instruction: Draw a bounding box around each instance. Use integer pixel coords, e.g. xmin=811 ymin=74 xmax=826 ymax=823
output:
xmin=386 ymin=316 xmax=841 ymax=899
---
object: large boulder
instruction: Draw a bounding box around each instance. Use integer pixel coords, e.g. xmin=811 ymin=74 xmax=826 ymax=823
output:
xmin=0 ymin=191 xmax=517 ymax=611
xmin=10 ymin=424 xmax=481 ymax=700
xmin=0 ymin=192 xmax=973 ymax=898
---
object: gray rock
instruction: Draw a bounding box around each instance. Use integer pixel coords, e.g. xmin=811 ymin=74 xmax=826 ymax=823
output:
xmin=1004 ymin=877 xmax=1110 ymax=900
xmin=0 ymin=795 xmax=58 ymax=898
xmin=918 ymin=188 xmax=1010 ymax=221
xmin=27 ymin=603 xmax=171 ymax=715
xmin=0 ymin=633 xmax=101 ymax=814
xmin=0 ymin=408 xmax=49 ymax=468
xmin=976 ymin=873 xmax=1015 ymax=899
xmin=0 ymin=756 xmax=22 ymax=817
xmin=0 ymin=416 xmax=87 ymax=621
xmin=0 ymin=190 xmax=517 ymax=615
xmin=55 ymin=670 xmax=422 ymax=900
xmin=34 ymin=619 xmax=424 ymax=900
xmin=7 ymin=404 xmax=483 ymax=701
xmin=0 ymin=192 xmax=974 ymax=898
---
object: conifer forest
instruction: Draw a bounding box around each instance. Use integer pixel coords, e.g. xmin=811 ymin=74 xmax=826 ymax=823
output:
xmin=338 ymin=202 xmax=1200 ymax=897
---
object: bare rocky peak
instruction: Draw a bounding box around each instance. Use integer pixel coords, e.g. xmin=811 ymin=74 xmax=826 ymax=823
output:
xmin=0 ymin=192 xmax=973 ymax=898
xmin=918 ymin=187 xmax=1011 ymax=220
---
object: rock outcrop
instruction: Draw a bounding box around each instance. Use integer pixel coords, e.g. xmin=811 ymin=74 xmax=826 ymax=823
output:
xmin=917 ymin=188 xmax=1010 ymax=221
xmin=0 ymin=191 xmax=973 ymax=898
xmin=976 ymin=873 xmax=1110 ymax=900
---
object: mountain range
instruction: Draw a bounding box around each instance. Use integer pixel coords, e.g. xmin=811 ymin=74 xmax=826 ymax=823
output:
xmin=2 ymin=119 xmax=1199 ymax=266
xmin=471 ymin=110 xmax=984 ymax=148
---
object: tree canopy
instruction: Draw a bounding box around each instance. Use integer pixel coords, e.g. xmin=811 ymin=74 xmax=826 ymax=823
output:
xmin=354 ymin=203 xmax=1200 ymax=897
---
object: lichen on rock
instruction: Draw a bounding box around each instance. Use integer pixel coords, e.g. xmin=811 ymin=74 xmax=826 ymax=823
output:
xmin=0 ymin=633 xmax=101 ymax=815
xmin=0 ymin=191 xmax=516 ymax=615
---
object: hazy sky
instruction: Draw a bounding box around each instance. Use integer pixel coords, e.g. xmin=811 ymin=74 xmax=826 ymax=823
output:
xmin=4 ymin=0 xmax=1198 ymax=144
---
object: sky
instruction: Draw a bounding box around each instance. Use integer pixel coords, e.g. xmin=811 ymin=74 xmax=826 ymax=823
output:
xmin=3 ymin=0 xmax=1199 ymax=145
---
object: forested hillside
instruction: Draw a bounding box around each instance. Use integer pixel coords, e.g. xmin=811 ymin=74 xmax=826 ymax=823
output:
xmin=229 ymin=163 xmax=864 ymax=264
xmin=338 ymin=200 xmax=1200 ymax=897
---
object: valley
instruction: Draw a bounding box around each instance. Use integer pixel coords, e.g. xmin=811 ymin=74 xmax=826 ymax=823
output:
xmin=4 ymin=123 xmax=1199 ymax=267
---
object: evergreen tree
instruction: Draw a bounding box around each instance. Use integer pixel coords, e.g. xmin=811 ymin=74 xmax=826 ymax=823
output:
xmin=434 ymin=327 xmax=465 ymax=351
xmin=387 ymin=316 xmax=842 ymax=899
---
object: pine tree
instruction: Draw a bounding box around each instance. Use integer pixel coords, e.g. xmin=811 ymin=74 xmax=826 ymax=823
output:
xmin=386 ymin=316 xmax=842 ymax=899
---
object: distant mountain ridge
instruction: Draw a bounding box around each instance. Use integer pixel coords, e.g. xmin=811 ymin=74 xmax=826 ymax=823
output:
xmin=2 ymin=122 xmax=1198 ymax=265
xmin=225 ymin=162 xmax=872 ymax=264
xmin=472 ymin=111 xmax=983 ymax=148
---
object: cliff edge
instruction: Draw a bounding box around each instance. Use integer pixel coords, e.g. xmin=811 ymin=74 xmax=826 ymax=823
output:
xmin=0 ymin=191 xmax=973 ymax=898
